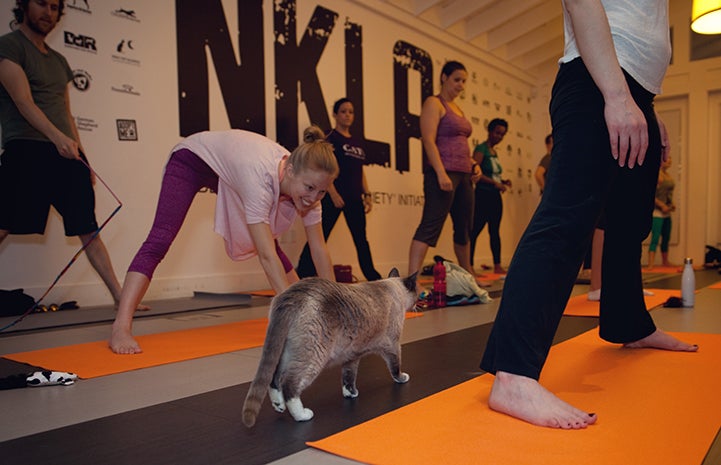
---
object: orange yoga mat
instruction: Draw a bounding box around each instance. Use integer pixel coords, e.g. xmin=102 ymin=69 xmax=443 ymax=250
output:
xmin=642 ymin=265 xmax=682 ymax=274
xmin=3 ymin=313 xmax=423 ymax=379
xmin=563 ymin=288 xmax=677 ymax=317
xmin=308 ymin=330 xmax=721 ymax=465
xmin=708 ymin=281 xmax=721 ymax=290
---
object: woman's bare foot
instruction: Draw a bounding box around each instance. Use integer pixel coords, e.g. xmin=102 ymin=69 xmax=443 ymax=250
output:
xmin=114 ymin=302 xmax=151 ymax=312
xmin=623 ymin=329 xmax=698 ymax=351
xmin=493 ymin=265 xmax=507 ymax=274
xmin=488 ymin=371 xmax=597 ymax=429
xmin=109 ymin=328 xmax=143 ymax=354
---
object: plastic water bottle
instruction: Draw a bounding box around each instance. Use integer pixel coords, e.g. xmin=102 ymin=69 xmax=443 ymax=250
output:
xmin=681 ymin=257 xmax=695 ymax=308
xmin=432 ymin=258 xmax=447 ymax=308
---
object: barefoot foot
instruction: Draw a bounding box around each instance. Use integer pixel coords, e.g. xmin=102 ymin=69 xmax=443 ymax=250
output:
xmin=623 ymin=329 xmax=698 ymax=352
xmin=488 ymin=371 xmax=597 ymax=429
xmin=109 ymin=328 xmax=143 ymax=354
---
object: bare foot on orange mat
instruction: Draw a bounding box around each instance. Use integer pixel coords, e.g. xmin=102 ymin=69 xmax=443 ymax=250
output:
xmin=488 ymin=371 xmax=597 ymax=429
xmin=623 ymin=329 xmax=698 ymax=352
xmin=493 ymin=265 xmax=506 ymax=274
xmin=109 ymin=328 xmax=143 ymax=354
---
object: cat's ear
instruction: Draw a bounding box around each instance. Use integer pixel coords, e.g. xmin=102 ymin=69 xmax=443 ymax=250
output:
xmin=402 ymin=272 xmax=418 ymax=292
xmin=388 ymin=268 xmax=400 ymax=278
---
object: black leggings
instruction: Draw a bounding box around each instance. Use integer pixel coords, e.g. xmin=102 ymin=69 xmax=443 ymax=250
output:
xmin=470 ymin=187 xmax=502 ymax=266
xmin=481 ymin=58 xmax=661 ymax=379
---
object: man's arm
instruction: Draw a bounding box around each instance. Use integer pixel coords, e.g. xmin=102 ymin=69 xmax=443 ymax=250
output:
xmin=564 ymin=0 xmax=648 ymax=168
xmin=64 ymin=86 xmax=85 ymax=154
xmin=0 ymin=57 xmax=79 ymax=159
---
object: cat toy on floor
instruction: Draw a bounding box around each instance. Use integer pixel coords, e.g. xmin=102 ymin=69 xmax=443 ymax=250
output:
xmin=0 ymin=160 xmax=122 ymax=333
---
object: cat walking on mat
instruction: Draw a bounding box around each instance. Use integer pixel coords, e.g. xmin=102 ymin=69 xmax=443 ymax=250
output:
xmin=242 ymin=269 xmax=417 ymax=427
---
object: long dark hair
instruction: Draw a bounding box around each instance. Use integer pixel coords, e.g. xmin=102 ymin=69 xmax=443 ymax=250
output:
xmin=440 ymin=61 xmax=466 ymax=82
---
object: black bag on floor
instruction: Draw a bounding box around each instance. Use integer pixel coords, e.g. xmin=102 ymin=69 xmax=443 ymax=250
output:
xmin=0 ymin=289 xmax=35 ymax=317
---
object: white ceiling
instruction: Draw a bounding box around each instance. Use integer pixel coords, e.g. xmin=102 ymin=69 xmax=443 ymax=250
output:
xmin=378 ymin=0 xmax=565 ymax=81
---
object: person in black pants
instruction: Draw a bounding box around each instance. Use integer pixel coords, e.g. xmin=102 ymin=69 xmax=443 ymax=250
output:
xmin=470 ymin=118 xmax=510 ymax=274
xmin=296 ymin=98 xmax=381 ymax=281
xmin=479 ymin=0 xmax=697 ymax=430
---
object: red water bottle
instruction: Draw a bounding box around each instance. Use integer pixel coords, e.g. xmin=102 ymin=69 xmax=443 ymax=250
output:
xmin=432 ymin=257 xmax=446 ymax=308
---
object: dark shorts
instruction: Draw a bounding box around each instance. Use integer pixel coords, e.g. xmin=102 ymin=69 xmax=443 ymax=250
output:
xmin=0 ymin=139 xmax=98 ymax=236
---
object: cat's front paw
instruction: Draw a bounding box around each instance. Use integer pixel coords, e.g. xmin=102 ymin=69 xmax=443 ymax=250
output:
xmin=269 ymin=387 xmax=286 ymax=412
xmin=394 ymin=372 xmax=410 ymax=384
xmin=342 ymin=384 xmax=359 ymax=398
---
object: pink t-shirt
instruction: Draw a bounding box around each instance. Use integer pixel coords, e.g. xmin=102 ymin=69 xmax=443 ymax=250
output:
xmin=173 ymin=130 xmax=322 ymax=260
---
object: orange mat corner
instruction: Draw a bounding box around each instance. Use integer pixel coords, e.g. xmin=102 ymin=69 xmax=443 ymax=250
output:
xmin=708 ymin=280 xmax=721 ymax=290
xmin=308 ymin=330 xmax=721 ymax=465
xmin=3 ymin=318 xmax=270 ymax=379
xmin=563 ymin=288 xmax=677 ymax=317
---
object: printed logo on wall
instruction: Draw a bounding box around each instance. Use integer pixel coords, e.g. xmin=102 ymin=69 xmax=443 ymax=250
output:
xmin=116 ymin=119 xmax=138 ymax=141
xmin=67 ymin=0 xmax=91 ymax=14
xmin=63 ymin=31 xmax=97 ymax=53
xmin=72 ymin=69 xmax=92 ymax=91
xmin=76 ymin=116 xmax=98 ymax=132
xmin=111 ymin=83 xmax=140 ymax=96
xmin=111 ymin=8 xmax=140 ymax=22
xmin=112 ymin=39 xmax=140 ymax=66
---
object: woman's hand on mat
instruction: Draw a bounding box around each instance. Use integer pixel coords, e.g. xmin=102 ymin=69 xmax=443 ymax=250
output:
xmin=109 ymin=328 xmax=143 ymax=355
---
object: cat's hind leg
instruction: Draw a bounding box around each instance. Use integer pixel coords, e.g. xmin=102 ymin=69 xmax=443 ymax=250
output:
xmin=382 ymin=346 xmax=410 ymax=383
xmin=282 ymin=366 xmax=321 ymax=422
xmin=269 ymin=379 xmax=286 ymax=413
xmin=341 ymin=359 xmax=360 ymax=398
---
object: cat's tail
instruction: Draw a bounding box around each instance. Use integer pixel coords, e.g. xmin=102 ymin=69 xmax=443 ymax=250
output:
xmin=242 ymin=305 xmax=291 ymax=428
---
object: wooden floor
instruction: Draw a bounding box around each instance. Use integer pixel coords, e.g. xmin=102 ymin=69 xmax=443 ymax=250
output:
xmin=1 ymin=270 xmax=720 ymax=465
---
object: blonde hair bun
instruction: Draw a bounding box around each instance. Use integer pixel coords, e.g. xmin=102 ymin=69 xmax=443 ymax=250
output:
xmin=303 ymin=125 xmax=325 ymax=143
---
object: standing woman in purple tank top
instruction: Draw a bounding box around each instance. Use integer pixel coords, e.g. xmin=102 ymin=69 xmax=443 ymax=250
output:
xmin=407 ymin=61 xmax=482 ymax=294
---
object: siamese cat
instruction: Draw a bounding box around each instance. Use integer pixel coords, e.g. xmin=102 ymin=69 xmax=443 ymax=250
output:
xmin=242 ymin=268 xmax=417 ymax=427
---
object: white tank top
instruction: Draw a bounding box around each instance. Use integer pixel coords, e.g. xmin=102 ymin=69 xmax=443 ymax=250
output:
xmin=559 ymin=0 xmax=671 ymax=94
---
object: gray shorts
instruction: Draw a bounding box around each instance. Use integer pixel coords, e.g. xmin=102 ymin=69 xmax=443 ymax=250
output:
xmin=412 ymin=170 xmax=474 ymax=247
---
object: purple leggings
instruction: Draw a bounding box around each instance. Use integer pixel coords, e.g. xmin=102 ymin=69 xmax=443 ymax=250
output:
xmin=128 ymin=149 xmax=293 ymax=278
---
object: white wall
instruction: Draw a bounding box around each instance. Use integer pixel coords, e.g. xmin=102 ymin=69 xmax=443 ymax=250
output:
xmin=656 ymin=0 xmax=721 ymax=265
xmin=0 ymin=1 xmax=548 ymax=305
xmin=12 ymin=1 xmax=719 ymax=306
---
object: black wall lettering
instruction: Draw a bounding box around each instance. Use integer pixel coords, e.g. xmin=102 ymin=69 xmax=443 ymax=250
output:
xmin=344 ymin=20 xmax=391 ymax=168
xmin=176 ymin=0 xmax=265 ymax=136
xmin=393 ymin=41 xmax=433 ymax=173
xmin=274 ymin=2 xmax=337 ymax=148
